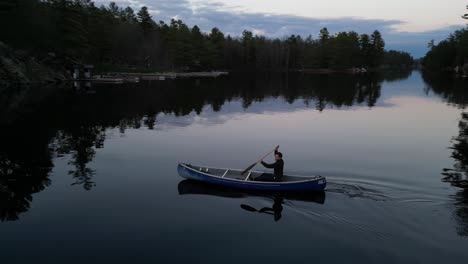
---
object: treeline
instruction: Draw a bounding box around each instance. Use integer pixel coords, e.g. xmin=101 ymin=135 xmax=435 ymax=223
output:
xmin=1 ymin=0 xmax=412 ymax=71
xmin=383 ymin=50 xmax=414 ymax=69
xmin=423 ymin=28 xmax=468 ymax=71
xmin=423 ymin=5 xmax=468 ymax=71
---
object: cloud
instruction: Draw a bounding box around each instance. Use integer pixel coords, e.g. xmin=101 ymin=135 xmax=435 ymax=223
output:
xmin=95 ymin=0 xmax=465 ymax=58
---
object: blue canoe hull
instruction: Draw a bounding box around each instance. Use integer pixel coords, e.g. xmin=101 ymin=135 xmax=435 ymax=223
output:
xmin=177 ymin=163 xmax=326 ymax=191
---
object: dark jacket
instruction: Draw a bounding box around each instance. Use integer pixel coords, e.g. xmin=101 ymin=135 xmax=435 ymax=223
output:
xmin=260 ymin=151 xmax=284 ymax=180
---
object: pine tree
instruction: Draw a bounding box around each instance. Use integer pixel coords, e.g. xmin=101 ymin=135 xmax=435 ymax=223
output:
xmin=359 ymin=34 xmax=372 ymax=67
xmin=241 ymin=30 xmax=255 ymax=66
xmin=54 ymin=0 xmax=89 ymax=57
xmin=108 ymin=2 xmax=120 ymax=19
xmin=319 ymin=27 xmax=330 ymax=44
xmin=137 ymin=6 xmax=154 ymax=34
xmin=318 ymin=27 xmax=331 ymax=68
xmin=370 ymin=30 xmax=385 ymax=67
xmin=208 ymin=27 xmax=225 ymax=68
xmin=122 ymin=7 xmax=137 ymax=23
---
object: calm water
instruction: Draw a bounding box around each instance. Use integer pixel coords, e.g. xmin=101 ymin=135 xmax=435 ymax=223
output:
xmin=1 ymin=71 xmax=468 ymax=263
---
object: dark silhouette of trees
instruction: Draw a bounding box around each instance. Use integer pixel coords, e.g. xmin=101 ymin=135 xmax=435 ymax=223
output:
xmin=0 ymin=1 xmax=411 ymax=72
xmin=383 ymin=50 xmax=414 ymax=69
xmin=137 ymin=6 xmax=155 ymax=35
xmin=423 ymin=6 xmax=468 ymax=71
xmin=423 ymin=29 xmax=468 ymax=71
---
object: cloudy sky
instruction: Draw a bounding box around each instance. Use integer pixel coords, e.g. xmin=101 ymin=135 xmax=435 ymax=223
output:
xmin=101 ymin=0 xmax=468 ymax=58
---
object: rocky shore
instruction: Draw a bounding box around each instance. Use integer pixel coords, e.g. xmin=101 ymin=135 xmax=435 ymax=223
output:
xmin=0 ymin=42 xmax=70 ymax=88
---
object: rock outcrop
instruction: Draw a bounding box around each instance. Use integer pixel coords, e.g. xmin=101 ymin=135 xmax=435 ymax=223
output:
xmin=0 ymin=42 xmax=70 ymax=88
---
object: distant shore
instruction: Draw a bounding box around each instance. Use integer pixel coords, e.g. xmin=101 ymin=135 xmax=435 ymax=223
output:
xmin=1 ymin=41 xmax=415 ymax=88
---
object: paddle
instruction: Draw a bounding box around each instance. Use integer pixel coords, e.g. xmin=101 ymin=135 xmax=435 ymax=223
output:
xmin=240 ymin=145 xmax=279 ymax=175
xmin=240 ymin=204 xmax=258 ymax=212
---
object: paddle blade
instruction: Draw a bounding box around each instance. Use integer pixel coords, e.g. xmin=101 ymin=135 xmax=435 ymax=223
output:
xmin=241 ymin=204 xmax=258 ymax=212
xmin=240 ymin=162 xmax=257 ymax=175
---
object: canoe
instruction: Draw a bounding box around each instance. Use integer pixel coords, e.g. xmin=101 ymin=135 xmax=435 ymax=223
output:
xmin=177 ymin=163 xmax=326 ymax=191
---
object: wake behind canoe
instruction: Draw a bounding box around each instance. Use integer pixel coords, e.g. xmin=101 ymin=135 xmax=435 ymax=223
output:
xmin=177 ymin=163 xmax=326 ymax=191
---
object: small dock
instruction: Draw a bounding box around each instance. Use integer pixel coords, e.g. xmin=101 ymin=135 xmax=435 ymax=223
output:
xmin=102 ymin=71 xmax=228 ymax=81
xmin=71 ymin=64 xmax=229 ymax=82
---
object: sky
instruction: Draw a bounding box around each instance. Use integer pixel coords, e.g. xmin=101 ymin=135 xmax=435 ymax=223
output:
xmin=101 ymin=0 xmax=468 ymax=58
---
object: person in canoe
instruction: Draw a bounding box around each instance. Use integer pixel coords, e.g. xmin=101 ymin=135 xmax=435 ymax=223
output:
xmin=253 ymin=146 xmax=284 ymax=181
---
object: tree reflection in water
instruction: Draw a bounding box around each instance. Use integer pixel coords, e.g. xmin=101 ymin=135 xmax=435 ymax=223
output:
xmin=51 ymin=127 xmax=106 ymax=190
xmin=439 ymin=112 xmax=468 ymax=236
xmin=442 ymin=113 xmax=468 ymax=187
xmin=0 ymin=130 xmax=52 ymax=221
xmin=0 ymin=71 xmax=409 ymax=221
xmin=423 ymin=71 xmax=468 ymax=236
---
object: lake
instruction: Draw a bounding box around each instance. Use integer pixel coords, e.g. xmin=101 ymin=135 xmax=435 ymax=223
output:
xmin=1 ymin=70 xmax=468 ymax=263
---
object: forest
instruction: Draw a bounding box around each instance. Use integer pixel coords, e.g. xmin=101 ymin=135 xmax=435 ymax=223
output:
xmin=422 ymin=6 xmax=468 ymax=71
xmin=423 ymin=28 xmax=468 ymax=71
xmin=0 ymin=0 xmax=413 ymax=72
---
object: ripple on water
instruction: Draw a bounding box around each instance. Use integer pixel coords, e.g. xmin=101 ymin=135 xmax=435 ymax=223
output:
xmin=283 ymin=200 xmax=393 ymax=241
xmin=323 ymin=174 xmax=452 ymax=206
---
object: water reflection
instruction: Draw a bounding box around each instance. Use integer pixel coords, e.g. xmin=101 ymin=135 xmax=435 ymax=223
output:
xmin=240 ymin=198 xmax=284 ymax=222
xmin=452 ymin=190 xmax=468 ymax=236
xmin=422 ymin=71 xmax=468 ymax=108
xmin=423 ymin=71 xmax=468 ymax=186
xmin=423 ymin=72 xmax=468 ymax=236
xmin=0 ymin=129 xmax=52 ymax=221
xmin=178 ymin=180 xmax=325 ymax=222
xmin=51 ymin=127 xmax=106 ymax=190
xmin=442 ymin=112 xmax=468 ymax=187
xmin=0 ymin=71 xmax=407 ymax=221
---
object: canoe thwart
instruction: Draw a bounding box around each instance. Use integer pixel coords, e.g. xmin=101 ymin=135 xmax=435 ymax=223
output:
xmin=244 ymin=171 xmax=252 ymax=181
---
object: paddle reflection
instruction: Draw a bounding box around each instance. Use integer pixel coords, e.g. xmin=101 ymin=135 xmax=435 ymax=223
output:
xmin=240 ymin=197 xmax=284 ymax=222
xmin=177 ymin=180 xmax=325 ymax=222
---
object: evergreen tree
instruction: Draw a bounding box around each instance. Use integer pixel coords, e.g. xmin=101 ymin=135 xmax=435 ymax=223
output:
xmin=107 ymin=2 xmax=120 ymax=19
xmin=208 ymin=27 xmax=225 ymax=68
xmin=241 ymin=30 xmax=255 ymax=67
xmin=319 ymin=27 xmax=330 ymax=43
xmin=318 ymin=27 xmax=331 ymax=68
xmin=359 ymin=34 xmax=372 ymax=67
xmin=137 ymin=6 xmax=153 ymax=34
xmin=190 ymin=25 xmax=204 ymax=69
xmin=121 ymin=7 xmax=137 ymax=23
xmin=370 ymin=30 xmax=385 ymax=67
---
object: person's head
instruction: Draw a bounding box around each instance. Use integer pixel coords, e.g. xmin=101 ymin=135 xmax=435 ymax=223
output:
xmin=275 ymin=152 xmax=283 ymax=161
